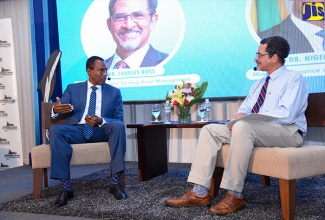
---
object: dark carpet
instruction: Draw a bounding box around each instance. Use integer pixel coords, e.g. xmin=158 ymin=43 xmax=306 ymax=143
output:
xmin=0 ymin=167 xmax=325 ymax=220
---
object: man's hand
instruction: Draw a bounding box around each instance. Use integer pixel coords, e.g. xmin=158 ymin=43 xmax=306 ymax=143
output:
xmin=228 ymin=113 xmax=247 ymax=131
xmin=231 ymin=113 xmax=247 ymax=120
xmin=53 ymin=97 xmax=74 ymax=114
xmin=85 ymin=115 xmax=103 ymax=127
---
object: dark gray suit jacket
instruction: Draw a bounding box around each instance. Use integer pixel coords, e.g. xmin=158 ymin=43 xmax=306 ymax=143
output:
xmin=105 ymin=44 xmax=168 ymax=68
xmin=258 ymin=16 xmax=314 ymax=54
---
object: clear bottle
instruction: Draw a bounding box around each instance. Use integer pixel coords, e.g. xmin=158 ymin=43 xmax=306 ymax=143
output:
xmin=204 ymin=99 xmax=211 ymax=121
xmin=163 ymin=101 xmax=171 ymax=123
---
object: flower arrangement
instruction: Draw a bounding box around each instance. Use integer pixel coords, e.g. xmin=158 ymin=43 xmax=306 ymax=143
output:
xmin=166 ymin=81 xmax=208 ymax=108
xmin=166 ymin=81 xmax=208 ymax=123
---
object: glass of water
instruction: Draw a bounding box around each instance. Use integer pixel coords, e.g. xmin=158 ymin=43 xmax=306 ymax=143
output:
xmin=151 ymin=104 xmax=161 ymax=121
xmin=197 ymin=103 xmax=207 ymax=121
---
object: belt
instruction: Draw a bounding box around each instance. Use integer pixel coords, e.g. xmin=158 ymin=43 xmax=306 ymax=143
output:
xmin=298 ymin=130 xmax=303 ymax=137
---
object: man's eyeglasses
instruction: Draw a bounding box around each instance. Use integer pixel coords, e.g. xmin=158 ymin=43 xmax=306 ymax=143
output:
xmin=255 ymin=53 xmax=269 ymax=58
xmin=111 ymin=11 xmax=151 ymax=23
xmin=90 ymin=68 xmax=108 ymax=75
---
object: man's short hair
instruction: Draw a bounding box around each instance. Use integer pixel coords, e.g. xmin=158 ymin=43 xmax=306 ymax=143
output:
xmin=86 ymin=56 xmax=104 ymax=69
xmin=108 ymin=0 xmax=158 ymax=16
xmin=260 ymin=36 xmax=290 ymax=64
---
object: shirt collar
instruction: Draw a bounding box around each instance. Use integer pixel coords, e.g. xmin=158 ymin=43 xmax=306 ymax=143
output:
xmin=87 ymin=81 xmax=101 ymax=90
xmin=111 ymin=43 xmax=150 ymax=69
xmin=268 ymin=65 xmax=286 ymax=81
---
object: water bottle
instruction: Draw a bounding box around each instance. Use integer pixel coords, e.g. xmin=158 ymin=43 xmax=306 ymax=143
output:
xmin=204 ymin=99 xmax=211 ymax=121
xmin=163 ymin=101 xmax=171 ymax=123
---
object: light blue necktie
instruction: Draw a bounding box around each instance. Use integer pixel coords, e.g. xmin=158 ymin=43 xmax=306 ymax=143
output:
xmin=83 ymin=86 xmax=97 ymax=139
xmin=316 ymin=30 xmax=325 ymax=51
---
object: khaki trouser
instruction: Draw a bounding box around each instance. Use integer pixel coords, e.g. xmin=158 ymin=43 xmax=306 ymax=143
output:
xmin=187 ymin=120 xmax=303 ymax=192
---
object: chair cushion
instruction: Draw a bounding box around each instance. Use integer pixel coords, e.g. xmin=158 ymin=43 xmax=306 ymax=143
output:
xmin=31 ymin=142 xmax=110 ymax=169
xmin=216 ymin=145 xmax=325 ymax=180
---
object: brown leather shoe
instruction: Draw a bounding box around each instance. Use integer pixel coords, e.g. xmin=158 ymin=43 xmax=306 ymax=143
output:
xmin=209 ymin=192 xmax=245 ymax=215
xmin=165 ymin=190 xmax=210 ymax=207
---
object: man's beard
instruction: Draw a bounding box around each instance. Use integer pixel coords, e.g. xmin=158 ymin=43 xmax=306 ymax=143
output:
xmin=117 ymin=28 xmax=143 ymax=51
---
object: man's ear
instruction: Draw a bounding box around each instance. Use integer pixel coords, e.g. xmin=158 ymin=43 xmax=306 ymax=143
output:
xmin=272 ymin=54 xmax=279 ymax=63
xmin=107 ymin=18 xmax=112 ymax=32
xmin=150 ymin=14 xmax=158 ymax=31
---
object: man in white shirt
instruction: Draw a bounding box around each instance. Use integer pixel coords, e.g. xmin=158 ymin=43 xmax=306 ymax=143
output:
xmin=165 ymin=36 xmax=308 ymax=216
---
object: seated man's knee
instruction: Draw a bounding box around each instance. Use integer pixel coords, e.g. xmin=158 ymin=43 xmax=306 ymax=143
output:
xmin=105 ymin=122 xmax=125 ymax=133
xmin=232 ymin=120 xmax=250 ymax=133
xmin=199 ymin=124 xmax=213 ymax=135
xmin=112 ymin=122 xmax=125 ymax=130
xmin=49 ymin=125 xmax=63 ymax=136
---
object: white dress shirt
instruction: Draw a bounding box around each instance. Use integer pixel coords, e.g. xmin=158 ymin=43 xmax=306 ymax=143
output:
xmin=109 ymin=43 xmax=150 ymax=69
xmin=238 ymin=65 xmax=308 ymax=132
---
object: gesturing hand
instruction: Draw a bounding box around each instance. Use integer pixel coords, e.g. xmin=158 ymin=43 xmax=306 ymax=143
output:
xmin=53 ymin=97 xmax=74 ymax=114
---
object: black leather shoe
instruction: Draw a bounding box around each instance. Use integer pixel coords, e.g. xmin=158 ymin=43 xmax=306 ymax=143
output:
xmin=54 ymin=189 xmax=74 ymax=207
xmin=109 ymin=184 xmax=128 ymax=200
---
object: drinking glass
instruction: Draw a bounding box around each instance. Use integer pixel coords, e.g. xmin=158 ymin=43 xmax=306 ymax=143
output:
xmin=151 ymin=104 xmax=161 ymax=121
xmin=197 ymin=104 xmax=207 ymax=121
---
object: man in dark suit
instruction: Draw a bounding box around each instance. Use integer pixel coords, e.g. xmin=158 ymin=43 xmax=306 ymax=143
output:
xmin=258 ymin=0 xmax=325 ymax=54
xmin=50 ymin=56 xmax=127 ymax=207
xmin=106 ymin=0 xmax=168 ymax=69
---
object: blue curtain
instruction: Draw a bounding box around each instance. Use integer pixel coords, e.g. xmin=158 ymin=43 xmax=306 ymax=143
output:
xmin=31 ymin=0 xmax=62 ymax=144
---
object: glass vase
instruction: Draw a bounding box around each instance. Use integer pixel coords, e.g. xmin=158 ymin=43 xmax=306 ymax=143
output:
xmin=178 ymin=106 xmax=191 ymax=124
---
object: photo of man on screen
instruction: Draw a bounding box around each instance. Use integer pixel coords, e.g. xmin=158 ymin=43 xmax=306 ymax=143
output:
xmin=105 ymin=0 xmax=168 ymax=69
xmin=258 ymin=0 xmax=325 ymax=54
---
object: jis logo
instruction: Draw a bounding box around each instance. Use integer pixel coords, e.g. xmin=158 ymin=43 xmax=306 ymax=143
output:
xmin=302 ymin=2 xmax=324 ymax=21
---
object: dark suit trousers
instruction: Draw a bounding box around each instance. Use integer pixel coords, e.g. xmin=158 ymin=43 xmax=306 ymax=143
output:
xmin=50 ymin=122 xmax=126 ymax=180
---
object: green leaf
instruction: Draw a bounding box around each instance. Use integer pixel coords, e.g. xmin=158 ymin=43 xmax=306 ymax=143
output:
xmin=188 ymin=81 xmax=208 ymax=107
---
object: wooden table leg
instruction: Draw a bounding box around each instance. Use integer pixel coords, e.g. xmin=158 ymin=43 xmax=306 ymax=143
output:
xmin=136 ymin=127 xmax=168 ymax=181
